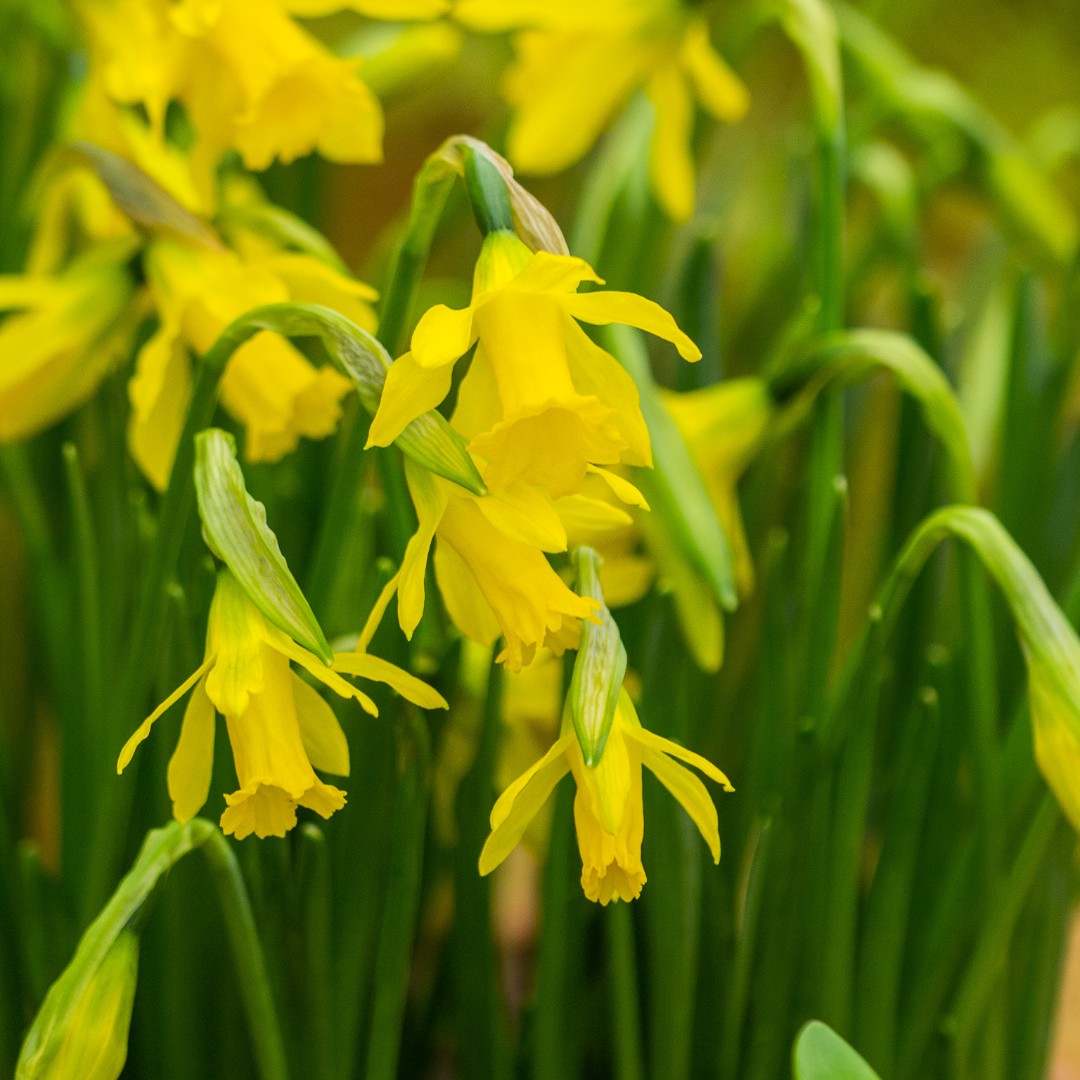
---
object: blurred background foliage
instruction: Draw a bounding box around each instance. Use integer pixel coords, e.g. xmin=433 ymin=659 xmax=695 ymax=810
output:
xmin=3 ymin=0 xmax=1080 ymax=1079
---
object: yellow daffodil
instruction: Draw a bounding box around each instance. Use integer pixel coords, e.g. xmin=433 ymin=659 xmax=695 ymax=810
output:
xmin=118 ymin=570 xmax=446 ymax=839
xmin=369 ymin=229 xmax=699 ymax=498
xmin=479 ymin=688 xmax=731 ymax=903
xmin=77 ymin=0 xmax=389 ymax=186
xmin=130 ymin=230 xmax=376 ymax=488
xmin=396 ymin=461 xmax=599 ymax=672
xmin=0 ymin=241 xmax=137 ymax=443
xmin=456 ymin=0 xmax=749 ymax=220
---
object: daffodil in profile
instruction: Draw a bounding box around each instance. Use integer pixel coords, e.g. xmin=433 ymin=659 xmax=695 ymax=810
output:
xmin=456 ymin=0 xmax=749 ymax=220
xmin=369 ymin=229 xmax=699 ymax=499
xmin=479 ymin=688 xmax=731 ymax=903
xmin=118 ymin=570 xmax=446 ymax=839
xmin=396 ymin=461 xmax=599 ymax=672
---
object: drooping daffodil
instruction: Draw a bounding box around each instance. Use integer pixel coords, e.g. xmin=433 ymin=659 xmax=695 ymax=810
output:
xmin=118 ymin=569 xmax=446 ymax=839
xmin=479 ymin=687 xmax=732 ymax=903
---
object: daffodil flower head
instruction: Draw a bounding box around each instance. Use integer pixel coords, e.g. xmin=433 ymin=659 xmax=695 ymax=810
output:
xmin=369 ymin=229 xmax=700 ymax=499
xmin=479 ymin=688 xmax=732 ymax=904
xmin=118 ymin=569 xmax=445 ymax=838
xmin=397 ymin=461 xmax=600 ymax=672
xmin=77 ymin=0 xmax=388 ymax=193
xmin=456 ymin=1 xmax=749 ymax=220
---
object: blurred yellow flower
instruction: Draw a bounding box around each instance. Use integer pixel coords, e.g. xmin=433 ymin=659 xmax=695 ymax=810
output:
xmin=77 ymin=0 xmax=399 ymax=186
xmin=130 ymin=228 xmax=376 ymax=489
xmin=479 ymin=688 xmax=731 ymax=903
xmin=456 ymin=0 xmax=749 ymax=220
xmin=397 ymin=461 xmax=599 ymax=672
xmin=661 ymin=377 xmax=773 ymax=598
xmin=0 ymin=242 xmax=137 ymax=443
xmin=118 ymin=570 xmax=445 ymax=839
xmin=369 ymin=229 xmax=698 ymax=498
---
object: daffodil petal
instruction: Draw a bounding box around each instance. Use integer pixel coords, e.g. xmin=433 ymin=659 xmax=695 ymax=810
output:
xmin=358 ymin=571 xmax=400 ymax=653
xmin=631 ymin=725 xmax=733 ymax=790
xmin=410 ymin=303 xmax=477 ymax=368
xmin=272 ymin=634 xmax=379 ymax=716
xmin=167 ymin=674 xmax=216 ymax=823
xmin=586 ymin=465 xmax=650 ymax=509
xmin=561 ymin=318 xmax=653 ymax=466
xmin=479 ymin=735 xmax=575 ymax=875
xmin=117 ymin=657 xmax=215 ymax=773
xmin=433 ymin=538 xmax=502 ymax=648
xmin=367 ymin=350 xmax=454 ymax=447
xmin=332 ymin=652 xmax=448 ymax=710
xmin=292 ymin=673 xmax=351 ymax=776
xmin=641 ymin=744 xmax=721 ymax=862
xmin=398 ymin=464 xmax=448 ymax=636
xmin=646 ymin=63 xmax=696 ymax=222
xmin=680 ymin=18 xmax=749 ymax=123
xmin=509 ymin=251 xmax=604 ymax=295
xmin=562 ymin=290 xmax=700 ymax=362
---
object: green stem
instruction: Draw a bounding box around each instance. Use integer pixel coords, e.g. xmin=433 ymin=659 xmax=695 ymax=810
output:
xmin=606 ymin=903 xmax=644 ymax=1080
xmin=62 ymin=444 xmax=103 ymax=737
xmin=944 ymin=794 xmax=1060 ymax=1061
xmin=718 ymin=816 xmax=773 ymax=1078
xmin=306 ymin=162 xmax=455 ymax=605
xmin=533 ymin=778 xmax=583 ymax=1080
xmin=201 ymin=829 xmax=291 ymax=1080
xmin=297 ymin=825 xmax=334 ymax=1080
xmin=363 ymin=717 xmax=431 ymax=1080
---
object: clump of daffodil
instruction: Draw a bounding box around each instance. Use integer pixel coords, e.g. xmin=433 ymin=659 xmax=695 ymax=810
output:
xmin=479 ymin=687 xmax=731 ymax=904
xmin=118 ymin=569 xmax=446 ymax=839
xmin=0 ymin=240 xmax=138 ymax=444
xmin=455 ymin=0 xmax=749 ymax=220
xmin=15 ymin=148 xmax=378 ymax=488
xmin=396 ymin=461 xmax=599 ymax=672
xmin=369 ymin=228 xmax=699 ymax=498
xmin=76 ymin=0 xmax=446 ymax=194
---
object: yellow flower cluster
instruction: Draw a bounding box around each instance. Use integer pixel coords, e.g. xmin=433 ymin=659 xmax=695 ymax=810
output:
xmin=374 ymin=227 xmax=700 ymax=673
xmin=374 ymin=205 xmax=736 ymax=899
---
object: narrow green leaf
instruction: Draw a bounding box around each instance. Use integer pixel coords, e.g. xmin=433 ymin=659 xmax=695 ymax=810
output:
xmin=863 ymin=505 xmax=1080 ymax=833
xmin=773 ymin=328 xmax=976 ymax=503
xmin=603 ymin=324 xmax=738 ymax=611
xmin=212 ymin=302 xmax=485 ymax=495
xmin=775 ymin=0 xmax=843 ymax=138
xmin=194 ymin=428 xmax=332 ymax=663
xmin=793 ymin=1021 xmax=881 ymax=1080
xmin=569 ymin=546 xmax=627 ymax=766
